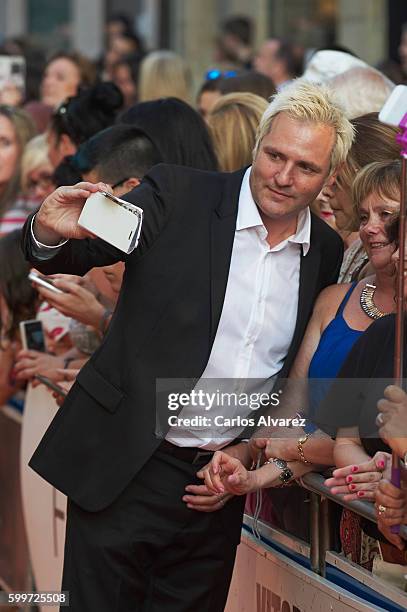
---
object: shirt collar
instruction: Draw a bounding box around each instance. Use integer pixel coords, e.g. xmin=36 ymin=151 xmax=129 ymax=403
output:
xmin=237 ymin=166 xmax=311 ymax=256
xmin=236 ymin=167 xmax=263 ymax=231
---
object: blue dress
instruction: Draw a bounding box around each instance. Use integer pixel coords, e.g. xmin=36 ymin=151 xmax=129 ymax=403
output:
xmin=307 ymin=282 xmax=363 ymax=419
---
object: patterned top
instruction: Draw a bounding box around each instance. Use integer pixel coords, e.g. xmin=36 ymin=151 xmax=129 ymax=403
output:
xmin=0 ymin=195 xmax=40 ymax=235
xmin=338 ymin=238 xmax=368 ymax=284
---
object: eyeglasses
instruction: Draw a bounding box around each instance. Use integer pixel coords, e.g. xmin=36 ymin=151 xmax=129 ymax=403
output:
xmin=204 ymin=69 xmax=237 ymax=81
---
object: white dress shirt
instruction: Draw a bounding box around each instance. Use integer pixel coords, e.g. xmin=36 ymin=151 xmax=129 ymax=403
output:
xmin=167 ymin=167 xmax=311 ymax=449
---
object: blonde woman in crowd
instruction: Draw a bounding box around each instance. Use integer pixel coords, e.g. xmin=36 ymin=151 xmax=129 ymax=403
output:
xmin=1 ymin=134 xmax=55 ymax=234
xmin=138 ymin=50 xmax=192 ymax=104
xmin=0 ymin=106 xmax=36 ymax=235
xmin=207 ymin=92 xmax=267 ymax=171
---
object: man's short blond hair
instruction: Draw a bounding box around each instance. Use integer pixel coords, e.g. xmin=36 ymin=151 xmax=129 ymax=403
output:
xmin=253 ymin=79 xmax=355 ymax=174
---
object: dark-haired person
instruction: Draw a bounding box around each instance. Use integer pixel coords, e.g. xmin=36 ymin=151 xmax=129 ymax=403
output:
xmin=218 ymin=70 xmax=276 ymax=100
xmin=105 ymin=12 xmax=134 ymax=41
xmin=196 ymin=77 xmax=222 ymax=120
xmin=0 ymin=230 xmax=38 ymax=406
xmin=215 ymin=15 xmax=254 ymax=68
xmin=196 ymin=72 xmax=275 ymax=120
xmin=22 ymin=81 xmax=350 ymax=611
xmin=104 ymin=33 xmax=143 ymax=81
xmin=40 ymin=52 xmax=97 ymax=110
xmin=47 ymin=82 xmax=123 ymax=169
xmin=255 ymin=38 xmax=303 ymax=91
xmin=119 ymin=97 xmax=218 ymax=170
xmin=111 ymin=53 xmax=141 ymax=108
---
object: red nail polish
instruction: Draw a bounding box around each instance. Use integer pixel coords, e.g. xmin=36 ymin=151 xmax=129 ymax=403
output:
xmin=346 ymin=476 xmax=353 ymax=483
xmin=378 ymin=460 xmax=385 ymax=468
xmin=351 ymin=466 xmax=358 ymax=473
xmin=349 ymin=484 xmax=356 ymax=490
xmin=357 ymin=491 xmax=364 ymax=497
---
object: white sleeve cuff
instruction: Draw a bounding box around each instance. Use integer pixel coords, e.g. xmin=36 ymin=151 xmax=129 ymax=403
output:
xmin=30 ymin=214 xmax=69 ymax=250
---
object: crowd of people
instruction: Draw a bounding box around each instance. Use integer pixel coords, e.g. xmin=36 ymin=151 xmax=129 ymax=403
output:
xmin=1 ymin=10 xmax=407 ymax=610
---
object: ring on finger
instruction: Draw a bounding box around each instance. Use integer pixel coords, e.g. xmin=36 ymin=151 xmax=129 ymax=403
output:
xmin=377 ymin=504 xmax=387 ymax=515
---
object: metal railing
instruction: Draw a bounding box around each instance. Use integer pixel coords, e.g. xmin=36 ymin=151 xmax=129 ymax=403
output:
xmin=300 ymin=472 xmax=407 ymax=576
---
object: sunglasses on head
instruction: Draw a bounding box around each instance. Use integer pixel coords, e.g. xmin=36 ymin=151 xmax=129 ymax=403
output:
xmin=204 ymin=69 xmax=237 ymax=81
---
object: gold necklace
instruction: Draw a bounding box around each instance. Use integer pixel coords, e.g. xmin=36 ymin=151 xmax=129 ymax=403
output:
xmin=359 ymin=283 xmax=390 ymax=320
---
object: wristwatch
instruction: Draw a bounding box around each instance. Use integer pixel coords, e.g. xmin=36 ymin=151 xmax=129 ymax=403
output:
xmin=271 ymin=457 xmax=294 ymax=484
xmin=297 ymin=434 xmax=310 ymax=464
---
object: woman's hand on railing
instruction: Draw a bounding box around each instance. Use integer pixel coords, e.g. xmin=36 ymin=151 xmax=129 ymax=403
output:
xmin=324 ymin=451 xmax=391 ymax=501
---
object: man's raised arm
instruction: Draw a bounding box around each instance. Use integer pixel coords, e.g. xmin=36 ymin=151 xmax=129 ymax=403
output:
xmin=22 ymin=182 xmax=126 ymax=276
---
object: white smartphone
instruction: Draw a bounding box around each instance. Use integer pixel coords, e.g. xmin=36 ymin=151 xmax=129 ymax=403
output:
xmin=28 ymin=271 xmax=64 ymax=295
xmin=379 ymin=84 xmax=407 ymax=127
xmin=19 ymin=319 xmax=46 ymax=352
xmin=78 ymin=190 xmax=143 ymax=254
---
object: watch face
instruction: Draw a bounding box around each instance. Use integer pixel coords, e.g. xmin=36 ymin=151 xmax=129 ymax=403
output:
xmin=273 ymin=458 xmax=287 ymax=470
xmin=280 ymin=468 xmax=294 ymax=483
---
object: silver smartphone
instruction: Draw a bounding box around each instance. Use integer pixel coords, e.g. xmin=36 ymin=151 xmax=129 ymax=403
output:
xmin=28 ymin=271 xmax=64 ymax=295
xmin=35 ymin=374 xmax=68 ymax=398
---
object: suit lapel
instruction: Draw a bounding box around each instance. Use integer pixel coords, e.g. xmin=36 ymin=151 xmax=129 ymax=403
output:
xmin=210 ymin=169 xmax=245 ymax=344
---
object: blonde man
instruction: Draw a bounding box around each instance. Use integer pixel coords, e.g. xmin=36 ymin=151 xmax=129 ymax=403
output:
xmin=23 ymin=80 xmax=352 ymax=612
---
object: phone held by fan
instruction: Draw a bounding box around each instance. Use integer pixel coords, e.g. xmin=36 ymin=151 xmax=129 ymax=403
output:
xmin=35 ymin=374 xmax=68 ymax=398
xmin=28 ymin=271 xmax=64 ymax=294
xmin=19 ymin=319 xmax=46 ymax=352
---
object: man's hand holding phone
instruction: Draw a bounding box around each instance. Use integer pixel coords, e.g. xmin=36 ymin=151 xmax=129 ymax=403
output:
xmin=34 ymin=181 xmax=111 ymax=244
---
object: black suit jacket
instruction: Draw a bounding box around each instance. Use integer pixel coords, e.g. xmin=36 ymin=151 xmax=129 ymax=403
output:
xmin=22 ymin=164 xmax=343 ymax=511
